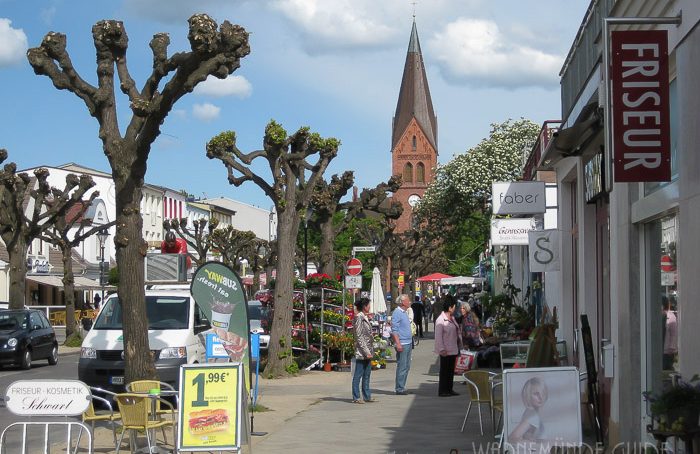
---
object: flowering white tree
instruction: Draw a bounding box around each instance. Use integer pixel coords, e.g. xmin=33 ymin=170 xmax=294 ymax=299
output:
xmin=418 ymin=118 xmax=540 ymax=220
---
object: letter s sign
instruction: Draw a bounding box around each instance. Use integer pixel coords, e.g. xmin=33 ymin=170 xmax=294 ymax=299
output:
xmin=528 ymin=230 xmax=560 ymax=272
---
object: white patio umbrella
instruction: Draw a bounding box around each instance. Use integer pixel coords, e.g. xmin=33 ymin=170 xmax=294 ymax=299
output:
xmin=369 ymin=267 xmax=387 ymax=314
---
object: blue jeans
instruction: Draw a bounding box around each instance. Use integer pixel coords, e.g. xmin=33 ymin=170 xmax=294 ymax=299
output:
xmin=352 ymin=358 xmax=372 ymax=401
xmin=395 ymin=342 xmax=413 ymax=393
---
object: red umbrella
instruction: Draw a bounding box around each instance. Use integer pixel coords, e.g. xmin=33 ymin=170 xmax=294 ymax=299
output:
xmin=416 ymin=272 xmax=453 ymax=282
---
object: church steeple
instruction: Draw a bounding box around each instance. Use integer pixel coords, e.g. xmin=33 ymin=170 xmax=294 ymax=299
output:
xmin=392 ymin=20 xmax=438 ymax=152
xmin=390 ymin=20 xmax=438 ymax=233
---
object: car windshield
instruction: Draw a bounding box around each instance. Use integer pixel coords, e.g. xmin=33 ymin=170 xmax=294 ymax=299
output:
xmin=0 ymin=312 xmax=26 ymax=330
xmin=93 ymin=296 xmax=190 ymax=330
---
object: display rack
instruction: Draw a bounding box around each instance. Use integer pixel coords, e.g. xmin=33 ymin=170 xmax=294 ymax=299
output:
xmin=499 ymin=339 xmax=568 ymax=367
xmin=291 ymin=290 xmax=309 ymax=351
xmin=306 ymin=287 xmax=343 ymax=365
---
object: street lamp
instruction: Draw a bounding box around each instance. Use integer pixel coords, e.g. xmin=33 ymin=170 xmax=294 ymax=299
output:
xmin=96 ymin=229 xmax=109 ymax=304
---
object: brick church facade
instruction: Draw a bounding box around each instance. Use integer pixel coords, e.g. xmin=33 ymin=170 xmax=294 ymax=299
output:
xmin=391 ymin=21 xmax=438 ymax=233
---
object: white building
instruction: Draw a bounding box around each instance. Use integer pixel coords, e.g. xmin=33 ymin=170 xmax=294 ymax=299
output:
xmin=201 ymin=197 xmax=276 ymax=242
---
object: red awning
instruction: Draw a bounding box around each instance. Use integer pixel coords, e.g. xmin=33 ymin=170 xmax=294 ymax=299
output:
xmin=416 ymin=272 xmax=453 ymax=282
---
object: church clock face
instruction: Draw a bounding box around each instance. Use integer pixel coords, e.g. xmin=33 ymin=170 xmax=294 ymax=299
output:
xmin=408 ymin=194 xmax=421 ymax=208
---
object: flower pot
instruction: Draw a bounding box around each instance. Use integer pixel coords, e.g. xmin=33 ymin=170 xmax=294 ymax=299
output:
xmin=323 ymin=362 xmax=332 ymax=372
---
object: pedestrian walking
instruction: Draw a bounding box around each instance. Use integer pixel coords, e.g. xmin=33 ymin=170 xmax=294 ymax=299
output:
xmin=391 ymin=294 xmax=414 ymax=395
xmin=411 ymin=296 xmax=424 ymax=338
xmin=435 ymin=294 xmax=461 ymax=397
xmin=352 ymin=298 xmax=376 ymax=404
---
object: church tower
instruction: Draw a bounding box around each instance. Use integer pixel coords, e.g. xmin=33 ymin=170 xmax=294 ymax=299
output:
xmin=391 ymin=20 xmax=438 ymax=233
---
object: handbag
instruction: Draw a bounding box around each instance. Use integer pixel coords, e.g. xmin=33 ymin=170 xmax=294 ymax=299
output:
xmin=454 ymin=349 xmax=477 ymax=374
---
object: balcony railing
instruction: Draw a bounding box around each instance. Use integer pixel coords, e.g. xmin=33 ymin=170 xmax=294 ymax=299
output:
xmin=522 ymin=121 xmax=561 ymax=181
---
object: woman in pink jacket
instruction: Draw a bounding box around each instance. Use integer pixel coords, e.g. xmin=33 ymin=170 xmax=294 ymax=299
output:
xmin=434 ymin=295 xmax=461 ymax=397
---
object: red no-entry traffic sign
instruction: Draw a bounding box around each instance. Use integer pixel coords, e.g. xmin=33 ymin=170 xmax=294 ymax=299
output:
xmin=346 ymin=258 xmax=363 ymax=276
xmin=661 ymin=255 xmax=674 ymax=272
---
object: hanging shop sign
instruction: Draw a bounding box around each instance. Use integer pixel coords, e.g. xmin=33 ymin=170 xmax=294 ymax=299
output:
xmin=528 ymin=230 xmax=560 ymax=272
xmin=611 ymin=30 xmax=670 ymax=182
xmin=491 ymin=218 xmax=536 ymax=245
xmin=492 ymin=182 xmax=546 ymax=215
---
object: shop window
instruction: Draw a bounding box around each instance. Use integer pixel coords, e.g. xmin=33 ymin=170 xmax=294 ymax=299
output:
xmin=644 ymin=213 xmax=679 ymax=411
xmin=403 ymin=163 xmax=413 ymax=183
xmin=416 ymin=162 xmax=425 ymax=183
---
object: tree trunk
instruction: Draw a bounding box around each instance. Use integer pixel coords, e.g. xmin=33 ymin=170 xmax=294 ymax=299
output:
xmin=318 ymin=219 xmax=335 ymax=276
xmin=263 ymin=205 xmax=299 ymax=377
xmin=61 ymin=247 xmax=78 ymax=339
xmin=8 ymin=237 xmax=29 ymax=309
xmin=390 ymin=255 xmax=401 ymax=311
xmin=114 ymin=174 xmax=157 ymax=383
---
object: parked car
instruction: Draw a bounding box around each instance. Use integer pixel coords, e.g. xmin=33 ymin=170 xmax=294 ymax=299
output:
xmin=248 ymin=299 xmax=270 ymax=350
xmin=0 ymin=309 xmax=59 ymax=369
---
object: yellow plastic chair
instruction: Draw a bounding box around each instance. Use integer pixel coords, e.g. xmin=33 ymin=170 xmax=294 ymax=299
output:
xmin=78 ymin=388 xmax=121 ymax=448
xmin=461 ymin=370 xmax=499 ymax=436
xmin=114 ymin=393 xmax=175 ymax=454
xmin=126 ymin=380 xmax=179 ymax=413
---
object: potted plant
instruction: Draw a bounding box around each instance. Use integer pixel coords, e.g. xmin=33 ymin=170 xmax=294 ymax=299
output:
xmin=644 ymin=375 xmax=700 ymax=432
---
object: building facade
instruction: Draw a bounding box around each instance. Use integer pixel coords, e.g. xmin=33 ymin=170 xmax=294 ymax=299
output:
xmin=537 ymin=0 xmax=700 ymax=444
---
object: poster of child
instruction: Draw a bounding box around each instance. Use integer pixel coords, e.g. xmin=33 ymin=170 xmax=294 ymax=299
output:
xmin=503 ymin=367 xmax=581 ymax=453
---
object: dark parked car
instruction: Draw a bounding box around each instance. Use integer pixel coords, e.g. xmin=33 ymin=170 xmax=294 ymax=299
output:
xmin=0 ymin=309 xmax=58 ymax=369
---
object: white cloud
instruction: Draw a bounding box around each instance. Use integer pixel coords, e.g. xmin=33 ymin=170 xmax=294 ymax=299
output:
xmin=269 ymin=0 xmax=400 ymax=53
xmin=194 ymin=75 xmax=252 ymax=98
xmin=427 ymin=18 xmax=562 ymax=90
xmin=192 ymin=103 xmax=221 ymax=121
xmin=0 ymin=18 xmax=28 ymax=67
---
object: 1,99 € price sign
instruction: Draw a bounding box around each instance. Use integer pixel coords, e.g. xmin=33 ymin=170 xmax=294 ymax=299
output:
xmin=178 ymin=363 xmax=243 ymax=451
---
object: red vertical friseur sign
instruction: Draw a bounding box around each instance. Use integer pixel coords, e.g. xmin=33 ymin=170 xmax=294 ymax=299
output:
xmin=611 ymin=30 xmax=670 ymax=182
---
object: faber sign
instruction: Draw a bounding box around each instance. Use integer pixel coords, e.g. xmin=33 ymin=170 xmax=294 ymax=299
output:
xmin=611 ymin=30 xmax=670 ymax=182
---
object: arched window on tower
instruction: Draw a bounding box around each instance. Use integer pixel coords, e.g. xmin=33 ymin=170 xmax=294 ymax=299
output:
xmin=416 ymin=162 xmax=425 ymax=183
xmin=412 ymin=135 xmax=417 ymax=150
xmin=403 ymin=162 xmax=413 ymax=183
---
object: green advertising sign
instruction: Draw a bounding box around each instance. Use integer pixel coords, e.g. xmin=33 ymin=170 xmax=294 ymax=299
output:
xmin=190 ymin=262 xmax=250 ymax=390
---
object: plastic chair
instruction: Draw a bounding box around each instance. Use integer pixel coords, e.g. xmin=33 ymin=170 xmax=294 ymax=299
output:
xmin=114 ymin=393 xmax=175 ymax=453
xmin=461 ymin=370 xmax=499 ymax=435
xmin=77 ymin=388 xmax=121 ymax=449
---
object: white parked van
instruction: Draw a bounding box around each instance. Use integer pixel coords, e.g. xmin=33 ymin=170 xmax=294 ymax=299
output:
xmin=78 ymin=289 xmax=211 ymax=392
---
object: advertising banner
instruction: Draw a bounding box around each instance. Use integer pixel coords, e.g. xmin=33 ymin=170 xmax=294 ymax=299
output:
xmin=491 ymin=218 xmax=536 ymax=245
xmin=611 ymin=30 xmax=670 ymax=182
xmin=178 ymin=363 xmax=243 ymax=452
xmin=191 ymin=262 xmax=250 ymax=390
xmin=528 ymin=230 xmax=560 ymax=272
xmin=503 ymin=367 xmax=581 ymax=453
xmin=492 ymin=182 xmax=546 ymax=215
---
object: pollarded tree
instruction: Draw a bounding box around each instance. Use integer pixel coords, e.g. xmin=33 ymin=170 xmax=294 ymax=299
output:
xmin=210 ymin=226 xmax=258 ymax=269
xmin=40 ymin=200 xmax=117 ymax=340
xmin=164 ymin=217 xmax=219 ymax=268
xmin=0 ymin=150 xmax=96 ymax=309
xmin=28 ymin=14 xmax=251 ymax=382
xmin=206 ymin=121 xmax=339 ymax=377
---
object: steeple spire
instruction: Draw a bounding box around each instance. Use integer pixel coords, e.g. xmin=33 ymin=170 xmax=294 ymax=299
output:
xmin=391 ymin=20 xmax=437 ymax=152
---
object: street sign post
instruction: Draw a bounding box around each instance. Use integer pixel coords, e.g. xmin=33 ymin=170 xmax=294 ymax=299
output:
xmin=346 ymin=258 xmax=363 ymax=276
xmin=345 ymin=275 xmax=362 ymax=289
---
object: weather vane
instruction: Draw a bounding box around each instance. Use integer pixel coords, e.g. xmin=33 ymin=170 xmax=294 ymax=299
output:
xmin=411 ymin=1 xmax=417 ymax=18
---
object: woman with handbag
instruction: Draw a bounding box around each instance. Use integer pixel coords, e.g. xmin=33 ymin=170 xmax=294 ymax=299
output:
xmin=434 ymin=294 xmax=462 ymax=397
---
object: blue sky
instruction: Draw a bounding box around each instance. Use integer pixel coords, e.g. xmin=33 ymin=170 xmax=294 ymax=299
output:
xmin=0 ymin=0 xmax=589 ymax=209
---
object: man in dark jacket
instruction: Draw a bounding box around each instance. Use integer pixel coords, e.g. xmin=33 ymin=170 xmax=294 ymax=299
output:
xmin=411 ymin=297 xmax=424 ymax=338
